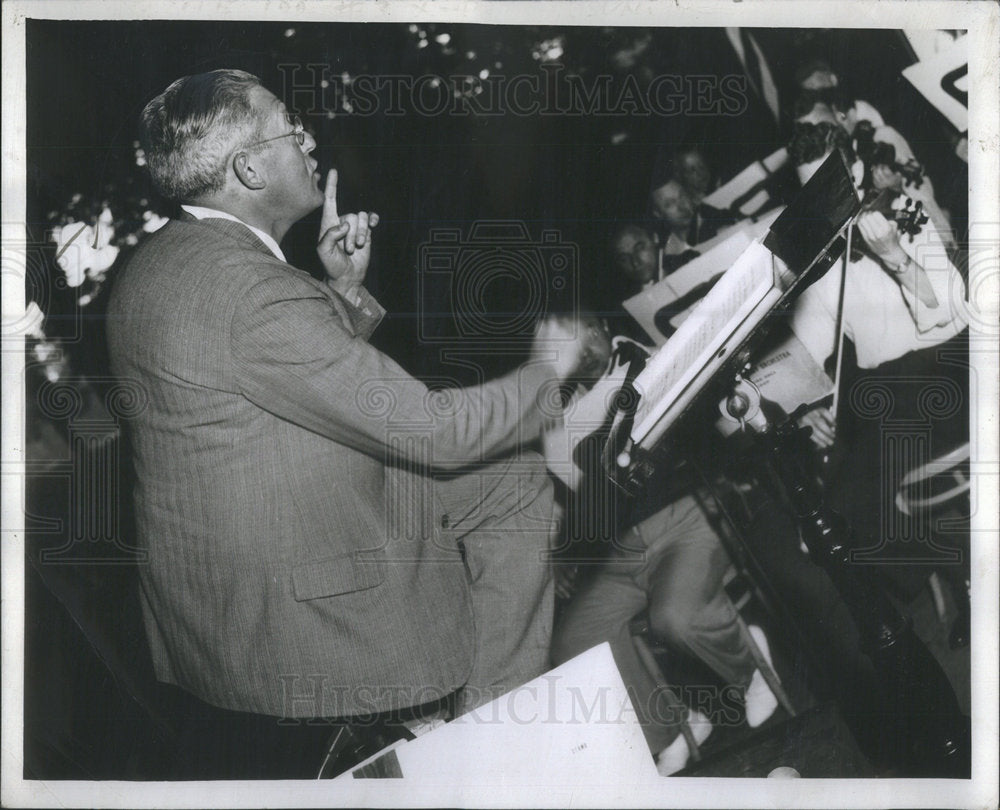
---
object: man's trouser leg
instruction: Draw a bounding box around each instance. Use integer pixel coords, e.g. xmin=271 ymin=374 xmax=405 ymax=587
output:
xmin=437 ymin=453 xmax=557 ymax=715
xmin=642 ymin=495 xmax=755 ymax=690
xmin=551 ymin=554 xmax=683 ymax=755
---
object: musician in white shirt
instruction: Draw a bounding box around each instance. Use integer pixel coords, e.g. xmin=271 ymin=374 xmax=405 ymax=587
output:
xmin=787 ymin=125 xmax=966 ymax=355
xmin=787 ymin=129 xmax=967 ymax=447
xmin=795 ymin=94 xmax=956 ymax=249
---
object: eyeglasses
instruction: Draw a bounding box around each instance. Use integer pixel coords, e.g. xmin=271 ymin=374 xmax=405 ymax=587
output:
xmin=247 ymin=114 xmax=306 ymax=149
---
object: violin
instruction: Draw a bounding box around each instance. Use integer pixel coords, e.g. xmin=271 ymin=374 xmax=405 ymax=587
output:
xmin=848 ymin=186 xmax=929 ymax=262
xmin=851 ymin=119 xmax=924 ymax=191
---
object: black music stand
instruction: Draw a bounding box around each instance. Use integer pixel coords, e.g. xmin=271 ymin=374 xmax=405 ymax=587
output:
xmin=608 ymin=150 xmax=970 ymax=776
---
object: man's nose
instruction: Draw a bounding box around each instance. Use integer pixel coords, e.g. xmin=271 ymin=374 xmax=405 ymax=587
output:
xmin=302 ymin=130 xmax=317 ymax=153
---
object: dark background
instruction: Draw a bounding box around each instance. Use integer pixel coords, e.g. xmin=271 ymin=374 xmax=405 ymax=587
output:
xmin=26 ymin=21 xmax=964 ymax=380
xmin=22 ymin=20 xmax=968 ymax=780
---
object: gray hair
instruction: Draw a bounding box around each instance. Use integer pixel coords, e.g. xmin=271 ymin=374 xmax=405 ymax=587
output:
xmin=140 ymin=69 xmax=266 ymax=203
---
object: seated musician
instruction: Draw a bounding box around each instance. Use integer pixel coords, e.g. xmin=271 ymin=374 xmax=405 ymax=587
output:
xmin=546 ymin=317 xmax=779 ymax=776
xmin=612 ymin=223 xmax=662 ymax=289
xmin=648 ymin=152 xmax=739 ymax=272
xmin=670 ymin=144 xmax=718 ymax=207
xmin=787 ymin=121 xmax=967 ymax=414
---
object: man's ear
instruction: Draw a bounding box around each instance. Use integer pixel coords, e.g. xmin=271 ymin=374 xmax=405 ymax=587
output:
xmin=232 ymin=150 xmax=267 ymax=190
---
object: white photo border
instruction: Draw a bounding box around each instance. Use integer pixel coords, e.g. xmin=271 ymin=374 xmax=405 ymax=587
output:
xmin=3 ymin=1 xmax=997 ymax=808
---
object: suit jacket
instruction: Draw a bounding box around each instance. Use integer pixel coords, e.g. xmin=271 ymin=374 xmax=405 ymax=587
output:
xmin=670 ymin=29 xmax=795 ymax=184
xmin=106 ymin=215 xmax=553 ymax=718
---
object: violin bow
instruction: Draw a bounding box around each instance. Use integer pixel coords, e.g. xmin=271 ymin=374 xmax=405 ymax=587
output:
xmin=829 ymin=217 xmax=854 ymax=422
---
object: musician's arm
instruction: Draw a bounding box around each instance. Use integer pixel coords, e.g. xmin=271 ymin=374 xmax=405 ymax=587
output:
xmin=890 ymin=226 xmax=966 ymax=330
xmin=857 ymin=210 xmax=955 ymax=315
xmin=883 ymin=253 xmax=940 ymax=310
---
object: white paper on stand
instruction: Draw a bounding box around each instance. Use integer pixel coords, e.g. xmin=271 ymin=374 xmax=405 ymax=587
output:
xmin=630 ymin=240 xmax=780 ymax=448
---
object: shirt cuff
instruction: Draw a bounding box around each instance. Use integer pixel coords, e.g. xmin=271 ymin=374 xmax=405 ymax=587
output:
xmin=330 ymin=283 xmax=386 ymax=321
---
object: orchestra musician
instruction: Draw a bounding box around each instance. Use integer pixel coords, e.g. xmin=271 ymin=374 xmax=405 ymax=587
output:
xmin=786 ymin=120 xmax=967 ymax=445
xmin=793 ymin=92 xmax=956 ymax=249
xmin=545 ymin=316 xmax=779 ymax=776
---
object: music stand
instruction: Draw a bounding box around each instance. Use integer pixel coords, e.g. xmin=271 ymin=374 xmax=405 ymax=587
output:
xmin=603 ymin=149 xmax=970 ymax=776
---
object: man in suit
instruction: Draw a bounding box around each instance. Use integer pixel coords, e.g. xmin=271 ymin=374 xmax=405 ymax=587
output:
xmin=107 ymin=69 xmax=583 ymax=724
xmin=669 ymin=28 xmax=794 ymax=185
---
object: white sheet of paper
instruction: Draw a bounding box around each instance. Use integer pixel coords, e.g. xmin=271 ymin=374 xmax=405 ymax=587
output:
xmin=630 ymin=240 xmax=779 ymax=446
xmin=702 ymin=147 xmax=789 ymax=212
xmin=337 ymin=642 xmax=658 ymax=784
xmin=716 ymin=331 xmax=835 ymax=437
xmin=749 ymin=331 xmax=833 ymax=414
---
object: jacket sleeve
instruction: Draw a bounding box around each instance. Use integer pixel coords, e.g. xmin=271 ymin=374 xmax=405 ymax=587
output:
xmin=231 ymin=273 xmax=555 ymax=470
xmin=325 ymin=282 xmax=387 ymax=340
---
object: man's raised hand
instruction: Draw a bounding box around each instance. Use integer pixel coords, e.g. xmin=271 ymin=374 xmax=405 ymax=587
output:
xmin=317 ymin=169 xmax=380 ymax=296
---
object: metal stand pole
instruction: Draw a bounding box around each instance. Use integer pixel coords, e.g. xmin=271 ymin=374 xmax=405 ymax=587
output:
xmin=728 ymin=388 xmax=970 ymax=776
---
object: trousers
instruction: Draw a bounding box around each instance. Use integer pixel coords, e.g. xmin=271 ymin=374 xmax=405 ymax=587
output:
xmin=551 ymin=493 xmax=755 ymax=754
xmin=437 ymin=452 xmax=558 ymax=716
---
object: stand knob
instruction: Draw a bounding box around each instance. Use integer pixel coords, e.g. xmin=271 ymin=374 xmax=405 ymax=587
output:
xmin=726 ymin=392 xmax=751 ymax=419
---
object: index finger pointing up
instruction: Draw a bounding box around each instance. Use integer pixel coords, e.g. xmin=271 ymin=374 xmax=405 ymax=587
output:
xmin=320 ymin=169 xmax=339 ymax=234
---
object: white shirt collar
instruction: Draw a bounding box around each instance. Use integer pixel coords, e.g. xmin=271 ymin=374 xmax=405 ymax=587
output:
xmin=180 ymin=204 xmax=286 ymax=262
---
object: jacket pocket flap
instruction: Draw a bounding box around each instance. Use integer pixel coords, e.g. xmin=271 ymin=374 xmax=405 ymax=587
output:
xmin=291 ymin=553 xmax=385 ymax=601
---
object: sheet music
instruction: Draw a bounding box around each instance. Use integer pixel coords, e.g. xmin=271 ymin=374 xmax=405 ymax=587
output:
xmin=622 ymin=211 xmax=784 ymax=348
xmin=630 ymin=240 xmax=777 ymax=444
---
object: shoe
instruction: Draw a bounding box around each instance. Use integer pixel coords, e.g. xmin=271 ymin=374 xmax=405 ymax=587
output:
xmin=745 ymin=625 xmax=779 ymax=728
xmin=656 ymin=708 xmax=712 ymax=776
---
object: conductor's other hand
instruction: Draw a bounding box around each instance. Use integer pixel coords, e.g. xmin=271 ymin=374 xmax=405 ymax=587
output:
xmin=532 ymin=316 xmax=587 ymax=382
xmin=317 ymin=169 xmax=380 ymax=296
